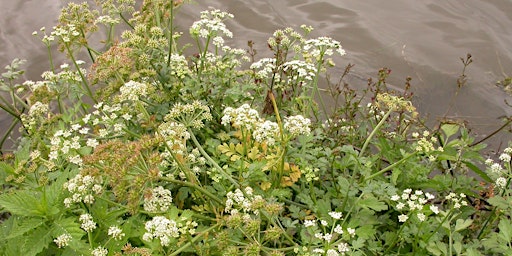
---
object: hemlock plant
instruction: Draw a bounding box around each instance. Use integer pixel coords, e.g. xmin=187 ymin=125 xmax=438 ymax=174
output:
xmin=0 ymin=1 xmax=511 ymax=255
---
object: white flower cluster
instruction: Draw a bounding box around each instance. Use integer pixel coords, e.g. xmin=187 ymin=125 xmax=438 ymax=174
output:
xmin=118 ymin=80 xmax=149 ymax=102
xmin=95 ymin=15 xmax=120 ymax=25
xmin=21 ymin=101 xmax=49 ymax=131
xmin=221 ymin=104 xmax=261 ymax=131
xmin=91 ymin=247 xmax=108 ymax=256
xmin=303 ymin=212 xmax=353 ymax=255
xmin=53 ymin=233 xmax=72 ymax=248
xmin=89 ymin=102 xmax=129 ymax=137
xmin=108 ymin=225 xmax=125 ymax=240
xmin=411 ymin=131 xmax=443 ymax=159
xmin=303 ymin=36 xmax=346 ymax=60
xmin=190 ymin=9 xmax=234 ymax=39
xmin=63 ymin=174 xmax=103 ymax=208
xmin=267 ymin=27 xmax=305 ymax=54
xmin=252 ymin=120 xmax=279 ymax=146
xmin=390 ymin=189 xmax=438 ymax=223
xmin=41 ymin=62 xmax=85 ymax=86
xmin=250 ymin=58 xmax=278 ymax=80
xmin=282 ymin=60 xmax=317 ymax=82
xmin=225 ymin=187 xmax=265 ymax=215
xmin=79 ymin=213 xmax=97 ymax=232
xmin=168 ymin=54 xmax=191 ymax=79
xmin=142 ymin=216 xmax=180 ymax=247
xmin=158 ymin=121 xmax=190 ymax=168
xmin=165 ymin=101 xmax=212 ymax=129
xmin=284 ymin=115 xmax=311 ymax=137
xmin=53 ymin=24 xmax=80 ymax=43
xmin=222 ymin=104 xmax=311 ymax=143
xmin=144 ymin=186 xmax=173 ymax=213
xmin=485 ymin=147 xmax=511 ymax=189
xmin=445 ymin=192 xmax=468 ymax=209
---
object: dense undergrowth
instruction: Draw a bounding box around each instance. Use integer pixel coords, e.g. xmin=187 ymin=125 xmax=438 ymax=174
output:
xmin=0 ymin=1 xmax=512 ymax=255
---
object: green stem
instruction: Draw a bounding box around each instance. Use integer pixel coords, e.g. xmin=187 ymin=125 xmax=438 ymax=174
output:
xmin=64 ymin=43 xmax=96 ymax=103
xmin=383 ymin=212 xmax=409 ymax=254
xmin=425 ymin=211 xmax=452 ymax=243
xmin=0 ymin=118 xmax=20 ymax=151
xmin=169 ymin=224 xmax=220 ymax=256
xmin=363 ymin=152 xmax=417 ymax=182
xmin=166 ymin=0 xmax=175 ymax=66
xmin=359 ymin=108 xmax=393 ymax=157
xmin=159 ymin=177 xmax=223 ymax=205
xmin=188 ymin=129 xmax=240 ymax=188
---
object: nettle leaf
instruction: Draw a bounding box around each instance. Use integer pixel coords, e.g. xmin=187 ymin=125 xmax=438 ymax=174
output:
xmin=53 ymin=217 xmax=86 ymax=239
xmin=5 ymin=217 xmax=45 ymax=239
xmin=0 ymin=190 xmax=45 ymax=217
xmin=22 ymin=225 xmax=53 ymax=256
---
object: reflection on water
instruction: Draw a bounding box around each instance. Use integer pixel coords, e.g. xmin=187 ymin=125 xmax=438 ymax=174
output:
xmin=1 ymin=0 xmax=512 ymax=150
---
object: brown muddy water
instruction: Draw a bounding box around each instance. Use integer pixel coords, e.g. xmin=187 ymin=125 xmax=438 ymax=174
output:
xmin=1 ymin=0 xmax=512 ymax=151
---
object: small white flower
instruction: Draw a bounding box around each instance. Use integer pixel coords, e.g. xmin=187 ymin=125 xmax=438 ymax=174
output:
xmin=328 ymin=211 xmax=343 ymax=220
xmin=334 ymin=224 xmax=343 ymax=234
xmin=499 ymin=153 xmax=511 ymax=162
xmin=79 ymin=214 xmax=96 ymax=232
xmin=417 ymin=213 xmax=426 ymax=222
xmin=304 ymin=219 xmax=316 ymax=227
xmin=108 ymin=226 xmax=125 ymax=240
xmin=430 ymin=205 xmax=440 ymax=214
xmin=398 ymin=214 xmax=408 ymax=223
xmin=338 ymin=242 xmax=350 ymax=253
xmin=54 ymin=233 xmax=72 ymax=248
xmin=320 ymin=220 xmax=328 ymax=226
xmin=496 ymin=177 xmax=507 ymax=188
xmin=391 ymin=195 xmax=400 ymax=201
xmin=91 ymin=247 xmax=108 ymax=256
xmin=347 ymin=227 xmax=356 ymax=237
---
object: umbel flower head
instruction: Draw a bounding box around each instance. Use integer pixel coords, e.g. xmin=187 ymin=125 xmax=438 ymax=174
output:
xmin=165 ymin=101 xmax=212 ymax=129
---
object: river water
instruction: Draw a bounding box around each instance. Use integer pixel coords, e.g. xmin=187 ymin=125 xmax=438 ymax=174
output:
xmin=1 ymin=0 xmax=512 ymax=151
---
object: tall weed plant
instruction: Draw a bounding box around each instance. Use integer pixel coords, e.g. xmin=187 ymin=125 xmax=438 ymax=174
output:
xmin=0 ymin=1 xmax=511 ymax=255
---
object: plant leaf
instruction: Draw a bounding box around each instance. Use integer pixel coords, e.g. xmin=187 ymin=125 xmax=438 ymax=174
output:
xmin=5 ymin=217 xmax=45 ymax=239
xmin=22 ymin=225 xmax=53 ymax=256
xmin=0 ymin=191 xmax=45 ymax=217
xmin=358 ymin=196 xmax=388 ymax=212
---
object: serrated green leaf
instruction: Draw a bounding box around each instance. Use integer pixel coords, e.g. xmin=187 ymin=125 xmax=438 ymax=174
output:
xmin=22 ymin=225 xmax=53 ymax=256
xmin=52 ymin=217 xmax=85 ymax=239
xmin=0 ymin=191 xmax=45 ymax=217
xmin=5 ymin=217 xmax=45 ymax=239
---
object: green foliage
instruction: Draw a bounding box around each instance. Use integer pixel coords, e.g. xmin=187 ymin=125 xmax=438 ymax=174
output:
xmin=1 ymin=0 xmax=512 ymax=255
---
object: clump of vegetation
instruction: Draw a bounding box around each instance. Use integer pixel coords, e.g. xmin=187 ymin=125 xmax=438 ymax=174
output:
xmin=0 ymin=1 xmax=511 ymax=255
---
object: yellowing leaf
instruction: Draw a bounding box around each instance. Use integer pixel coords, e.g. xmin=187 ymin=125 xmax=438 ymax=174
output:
xmin=260 ymin=181 xmax=272 ymax=191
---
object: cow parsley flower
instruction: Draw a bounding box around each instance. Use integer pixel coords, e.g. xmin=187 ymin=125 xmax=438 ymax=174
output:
xmin=108 ymin=226 xmax=125 ymax=240
xmin=79 ymin=213 xmax=97 ymax=232
xmin=144 ymin=186 xmax=173 ymax=213
xmin=54 ymin=233 xmax=72 ymax=248
xmin=253 ymin=120 xmax=279 ymax=145
xmin=91 ymin=247 xmax=108 ymax=256
xmin=284 ymin=115 xmax=311 ymax=137
xmin=221 ymin=104 xmax=261 ymax=131
xmin=142 ymin=216 xmax=180 ymax=247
